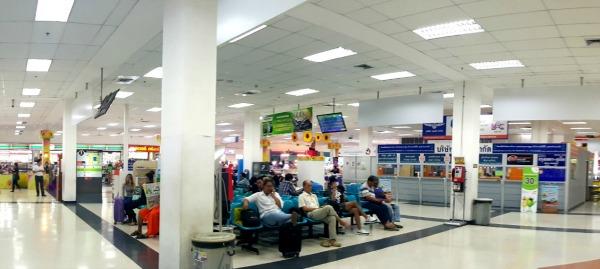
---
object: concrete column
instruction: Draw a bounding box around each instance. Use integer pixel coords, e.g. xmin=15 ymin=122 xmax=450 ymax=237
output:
xmin=243 ymin=111 xmax=262 ymax=175
xmin=62 ymin=99 xmax=77 ymax=202
xmin=159 ymin=0 xmax=217 ymax=268
xmin=531 ymin=121 xmax=550 ymax=143
xmin=117 ymin=104 xmax=130 ymax=195
xmin=359 ymin=127 xmax=373 ymax=154
xmin=451 ymin=81 xmax=482 ymax=221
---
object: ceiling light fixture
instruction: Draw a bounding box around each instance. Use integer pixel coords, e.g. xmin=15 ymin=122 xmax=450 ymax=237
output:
xmin=216 ymin=122 xmax=232 ymax=126
xmin=16 ymin=121 xmax=24 ymax=125
xmin=116 ymin=91 xmax=134 ymax=99
xmin=146 ymin=107 xmax=162 ymax=112
xmin=16 ymin=126 xmax=26 ymax=129
xmin=221 ymin=129 xmax=235 ymax=132
xmin=107 ymin=123 xmax=119 ymax=126
xmin=413 ymin=19 xmax=484 ymax=40
xmin=17 ymin=114 xmax=31 ymax=118
xmin=371 ymin=71 xmax=416 ymax=81
xmin=303 ymin=47 xmax=357 ymax=63
xmin=144 ymin=67 xmax=163 ymax=79
xmin=130 ymin=129 xmax=141 ymax=132
xmin=392 ymin=126 xmax=411 ymax=129
xmin=285 ymin=88 xmax=319 ymax=96
xmin=470 ymin=60 xmax=524 ymax=70
xmin=509 ymin=122 xmax=531 ymax=125
xmin=35 ymin=0 xmax=74 ymax=22
xmin=228 ymin=103 xmax=254 ymax=109
xmin=19 ymin=102 xmax=36 ymax=108
xmin=576 ymin=131 xmax=597 ymax=135
xmin=81 ymin=133 xmax=90 ymax=137
xmin=562 ymin=121 xmax=587 ymax=125
xmin=570 ymin=127 xmax=592 ymax=130
xmin=144 ymin=125 xmax=156 ymax=128
xmin=229 ymin=25 xmax=268 ymax=43
xmin=26 ymin=59 xmax=52 ymax=72
xmin=443 ymin=93 xmax=454 ymax=99
xmin=109 ymin=134 xmax=119 ymax=137
xmin=480 ymin=104 xmax=492 ymax=108
xmin=97 ymin=127 xmax=107 ymax=130
xmin=520 ymin=127 xmax=532 ymax=130
xmin=22 ymin=88 xmax=41 ymax=96
xmin=347 ymin=103 xmax=360 ymax=107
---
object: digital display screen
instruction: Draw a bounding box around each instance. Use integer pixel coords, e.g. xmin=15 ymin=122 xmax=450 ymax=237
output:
xmin=317 ymin=112 xmax=347 ymax=133
xmin=94 ymin=89 xmax=119 ymax=119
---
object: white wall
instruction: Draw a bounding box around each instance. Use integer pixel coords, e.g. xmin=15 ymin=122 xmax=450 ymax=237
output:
xmin=568 ymin=148 xmax=590 ymax=210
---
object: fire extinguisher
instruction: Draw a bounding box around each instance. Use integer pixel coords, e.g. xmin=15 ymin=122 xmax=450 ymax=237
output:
xmin=451 ymin=166 xmax=466 ymax=192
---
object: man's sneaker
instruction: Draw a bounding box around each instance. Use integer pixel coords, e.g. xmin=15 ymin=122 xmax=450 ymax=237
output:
xmin=365 ymin=216 xmax=378 ymax=223
xmin=356 ymin=228 xmax=370 ymax=235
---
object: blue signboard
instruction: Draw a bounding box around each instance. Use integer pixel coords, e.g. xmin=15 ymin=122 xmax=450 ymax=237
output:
xmin=378 ymin=144 xmax=434 ymax=154
xmin=423 ymin=116 xmax=449 ymax=138
xmin=538 ymin=153 xmax=566 ymax=167
xmin=539 ymin=168 xmax=566 ymax=182
xmin=479 ymin=154 xmax=503 ymax=165
xmin=424 ymin=154 xmax=445 ymax=164
xmin=378 ymin=153 xmax=398 ymax=164
xmin=492 ymin=143 xmax=567 ymax=154
xmin=400 ymin=154 xmax=420 ymax=163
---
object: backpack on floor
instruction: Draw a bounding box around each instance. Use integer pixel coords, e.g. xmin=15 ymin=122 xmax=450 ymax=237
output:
xmin=241 ymin=209 xmax=261 ymax=227
xmin=279 ymin=222 xmax=302 ymax=258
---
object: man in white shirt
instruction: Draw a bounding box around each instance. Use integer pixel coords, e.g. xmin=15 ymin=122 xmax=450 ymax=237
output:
xmin=32 ymin=159 xmax=46 ymax=197
xmin=243 ymin=178 xmax=297 ymax=227
xmin=299 ymin=180 xmax=349 ymax=248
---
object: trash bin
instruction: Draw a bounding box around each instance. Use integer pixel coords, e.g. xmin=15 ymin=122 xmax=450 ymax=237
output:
xmin=191 ymin=232 xmax=236 ymax=269
xmin=472 ymin=198 xmax=493 ymax=225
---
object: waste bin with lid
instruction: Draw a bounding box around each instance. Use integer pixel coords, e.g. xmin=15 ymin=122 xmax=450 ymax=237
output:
xmin=472 ymin=198 xmax=493 ymax=225
xmin=191 ymin=232 xmax=236 ymax=269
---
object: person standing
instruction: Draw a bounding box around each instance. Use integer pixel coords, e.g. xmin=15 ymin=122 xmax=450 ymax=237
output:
xmin=11 ymin=162 xmax=20 ymax=192
xmin=32 ymin=159 xmax=46 ymax=197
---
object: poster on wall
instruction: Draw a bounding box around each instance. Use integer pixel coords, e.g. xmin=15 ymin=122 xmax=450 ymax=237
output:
xmin=422 ymin=115 xmax=508 ymax=140
xmin=378 ymin=177 xmax=392 ymax=192
xmin=520 ymin=167 xmax=539 ymax=213
xmin=540 ymin=184 xmax=560 ymax=213
xmin=76 ymin=150 xmax=102 ymax=178
xmin=262 ymin=107 xmax=313 ymax=136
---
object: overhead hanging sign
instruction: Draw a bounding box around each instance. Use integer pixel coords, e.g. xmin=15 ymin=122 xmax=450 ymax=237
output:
xmin=423 ymin=115 xmax=508 ymax=140
xmin=358 ymin=94 xmax=444 ymax=127
xmin=262 ymin=107 xmax=312 ymax=136
xmin=520 ymin=167 xmax=539 ymax=213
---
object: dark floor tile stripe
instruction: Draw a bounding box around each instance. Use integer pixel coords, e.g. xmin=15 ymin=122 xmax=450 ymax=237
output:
xmin=401 ymin=214 xmax=448 ymax=222
xmin=488 ymin=223 xmax=600 ymax=233
xmin=64 ymin=203 xmax=159 ymax=269
xmin=236 ymin=224 xmax=456 ymax=269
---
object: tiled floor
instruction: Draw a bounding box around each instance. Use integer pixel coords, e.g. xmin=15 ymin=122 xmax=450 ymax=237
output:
xmin=0 ymin=188 xmax=55 ymax=203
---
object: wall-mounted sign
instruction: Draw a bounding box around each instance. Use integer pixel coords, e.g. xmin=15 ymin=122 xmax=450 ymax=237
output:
xmin=262 ymin=107 xmax=313 ymax=136
xmin=400 ymin=154 xmax=420 ymax=163
xmin=479 ymin=154 xmax=503 ymax=165
xmin=424 ymin=154 xmax=445 ymax=164
xmin=537 ymin=153 xmax=566 ymax=167
xmin=423 ymin=115 xmax=508 ymax=140
xmin=540 ymin=184 xmax=560 ymax=213
xmin=76 ymin=150 xmax=102 ymax=178
xmin=378 ymin=153 xmax=397 ymax=164
xmin=129 ymin=145 xmax=160 ymax=153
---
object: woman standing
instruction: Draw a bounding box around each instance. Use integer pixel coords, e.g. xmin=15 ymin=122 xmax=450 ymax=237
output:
xmin=11 ymin=162 xmax=19 ymax=192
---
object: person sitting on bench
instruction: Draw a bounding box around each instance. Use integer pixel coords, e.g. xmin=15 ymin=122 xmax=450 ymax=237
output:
xmin=243 ymin=178 xmax=297 ymax=227
xmin=299 ymin=180 xmax=350 ymax=247
xmin=325 ymin=178 xmax=371 ymax=235
xmin=360 ymin=176 xmax=401 ymax=231
xmin=130 ymin=177 xmax=160 ymax=239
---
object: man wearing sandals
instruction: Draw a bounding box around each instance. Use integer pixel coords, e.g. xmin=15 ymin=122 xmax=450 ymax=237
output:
xmin=299 ymin=180 xmax=350 ymax=248
xmin=360 ymin=176 xmax=402 ymax=231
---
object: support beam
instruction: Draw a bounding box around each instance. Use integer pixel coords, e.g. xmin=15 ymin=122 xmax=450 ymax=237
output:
xmin=62 ymin=99 xmax=77 ymax=202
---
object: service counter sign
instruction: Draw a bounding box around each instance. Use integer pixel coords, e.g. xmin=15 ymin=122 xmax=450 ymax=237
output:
xmin=400 ymin=154 xmax=420 ymax=163
xmin=378 ymin=153 xmax=397 ymax=164
xmin=521 ymin=167 xmax=539 ymax=213
xmin=538 ymin=153 xmax=566 ymax=167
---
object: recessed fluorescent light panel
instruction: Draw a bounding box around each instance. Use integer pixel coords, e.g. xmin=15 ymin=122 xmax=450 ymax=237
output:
xmin=285 ymin=88 xmax=319 ymax=96
xmin=216 ymin=122 xmax=232 ymax=126
xmin=19 ymin=102 xmax=35 ymax=108
xmin=144 ymin=125 xmax=156 ymax=128
xmin=35 ymin=0 xmax=74 ymax=22
xmin=413 ymin=19 xmax=484 ymax=40
xmin=470 ymin=60 xmax=524 ymax=70
xmin=303 ymin=47 xmax=357 ymax=63
xmin=480 ymin=104 xmax=492 ymax=108
xmin=144 ymin=67 xmax=163 ymax=79
xmin=81 ymin=133 xmax=90 ymax=136
xmin=130 ymin=129 xmax=141 ymax=132
xmin=371 ymin=71 xmax=416 ymax=81
xmin=229 ymin=25 xmax=268 ymax=43
xmin=443 ymin=93 xmax=454 ymax=99
xmin=116 ymin=91 xmax=134 ymax=99
xmin=392 ymin=126 xmax=411 ymax=129
xmin=16 ymin=126 xmax=26 ymax=129
xmin=571 ymin=127 xmax=592 ymax=130
xmin=107 ymin=123 xmax=119 ymax=126
xmin=17 ymin=114 xmax=31 ymax=118
xmin=347 ymin=103 xmax=360 ymax=107
xmin=97 ymin=127 xmax=107 ymax=130
xmin=562 ymin=121 xmax=587 ymax=125
xmin=509 ymin=122 xmax=531 ymax=125
xmin=146 ymin=107 xmax=162 ymax=112
xmin=221 ymin=129 xmax=235 ymax=132
xmin=22 ymin=88 xmax=41 ymax=96
xmin=577 ymin=132 xmax=597 ymax=135
xmin=26 ymin=59 xmax=52 ymax=72
xmin=228 ymin=103 xmax=254 ymax=109
xmin=109 ymin=134 xmax=119 ymax=137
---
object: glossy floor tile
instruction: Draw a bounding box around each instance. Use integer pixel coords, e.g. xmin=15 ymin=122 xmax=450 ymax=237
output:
xmin=491 ymin=212 xmax=600 ymax=230
xmin=569 ymin=202 xmax=600 ymax=215
xmin=0 ymin=189 xmax=55 ymax=203
xmin=0 ymin=203 xmax=140 ymax=269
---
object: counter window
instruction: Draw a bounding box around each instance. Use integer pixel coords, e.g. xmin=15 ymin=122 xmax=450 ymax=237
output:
xmin=479 ymin=166 xmax=503 ymax=180
xmin=377 ymin=164 xmax=397 ymax=176
xmin=422 ymin=165 xmax=446 ymax=178
xmin=398 ymin=164 xmax=420 ymax=177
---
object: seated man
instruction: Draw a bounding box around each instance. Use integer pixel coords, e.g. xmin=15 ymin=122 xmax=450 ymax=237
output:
xmin=243 ymin=178 xmax=297 ymax=227
xmin=278 ymin=173 xmax=301 ymax=196
xmin=375 ymin=187 xmax=401 ymax=223
xmin=325 ymin=179 xmax=371 ymax=235
xmin=130 ymin=179 xmax=160 ymax=239
xmin=299 ymin=181 xmax=350 ymax=247
xmin=360 ymin=176 xmax=401 ymax=231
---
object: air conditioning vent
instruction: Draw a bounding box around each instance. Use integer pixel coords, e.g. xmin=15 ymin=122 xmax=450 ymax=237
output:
xmin=585 ymin=38 xmax=600 ymax=47
xmin=354 ymin=64 xmax=373 ymax=70
xmin=234 ymin=90 xmax=261 ymax=96
xmin=115 ymin=76 xmax=139 ymax=85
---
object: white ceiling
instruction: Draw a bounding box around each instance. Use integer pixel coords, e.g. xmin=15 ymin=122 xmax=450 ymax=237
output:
xmin=1 ymin=0 xmax=600 ymax=147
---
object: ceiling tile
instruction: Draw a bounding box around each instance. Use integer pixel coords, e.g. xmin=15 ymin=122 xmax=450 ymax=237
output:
xmin=31 ymin=22 xmax=66 ymax=44
xmin=512 ymin=48 xmax=572 ymax=59
xmin=368 ymin=20 xmax=407 ymax=35
xmin=229 ymin=49 xmax=275 ymax=65
xmin=247 ymin=54 xmax=296 ymax=70
xmin=429 ymin=32 xmax=496 ymax=48
xmin=503 ymin=38 xmax=565 ymax=50
xmin=564 ymin=37 xmax=590 ymax=48
xmin=44 ymin=72 xmax=71 ymax=82
xmin=105 ymin=0 xmax=137 ymax=26
xmin=424 ymin=49 xmax=454 ymax=58
xmin=345 ymin=8 xmax=388 ymax=25
xmin=317 ymin=0 xmax=364 ymax=14
xmin=446 ymin=43 xmax=506 ymax=56
xmin=282 ymin=40 xmax=332 ymax=58
xmin=437 ymin=56 xmax=464 ymax=65
xmin=61 ymin=23 xmax=102 ymax=45
xmin=372 ymin=0 xmax=454 ymax=19
xmin=29 ymin=43 xmax=58 ymax=59
xmin=491 ymin=26 xmax=560 ymax=41
xmin=396 ymin=6 xmax=471 ymax=30
xmin=575 ymin=56 xmax=600 ymax=64
xmin=0 ymin=43 xmax=28 ymax=59
xmin=459 ymin=0 xmax=545 ymax=18
xmin=70 ymin=0 xmax=120 ymax=25
xmin=217 ymin=44 xmax=254 ymax=61
xmin=529 ymin=65 xmax=580 ymax=73
xmin=550 ymin=8 xmax=600 ymax=24
xmin=409 ymin=41 xmax=439 ymax=51
xmin=355 ymin=0 xmax=388 ymax=5
xmin=0 ymin=22 xmax=33 ymax=43
xmin=0 ymin=59 xmax=25 ymax=72
xmin=458 ymin=51 xmax=515 ymax=62
xmin=272 ymin=16 xmax=312 ymax=33
xmin=557 ymin=24 xmax=600 ymax=37
xmin=571 ymin=48 xmax=600 ymax=57
xmin=81 ymin=46 xmax=101 ymax=60
xmin=521 ymin=57 xmax=577 ymax=66
xmin=477 ymin=11 xmax=553 ymax=31
xmin=92 ymin=25 xmax=117 ymax=46
xmin=235 ymin=27 xmax=290 ymax=48
xmin=391 ymin=31 xmax=423 ymax=43
xmin=0 ymin=0 xmax=35 ymax=21
xmin=543 ymin=0 xmax=600 ymax=9
xmin=48 ymin=60 xmax=85 ymax=72
xmin=262 ymin=34 xmax=315 ymax=53
xmin=54 ymin=44 xmax=88 ymax=60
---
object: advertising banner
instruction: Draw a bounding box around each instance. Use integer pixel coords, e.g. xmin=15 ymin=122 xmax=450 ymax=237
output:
xmin=76 ymin=150 xmax=102 ymax=178
xmin=540 ymin=184 xmax=560 ymax=213
xmin=520 ymin=167 xmax=539 ymax=213
xmin=262 ymin=107 xmax=313 ymax=136
xmin=378 ymin=177 xmax=392 ymax=192
xmin=422 ymin=115 xmax=508 ymax=140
